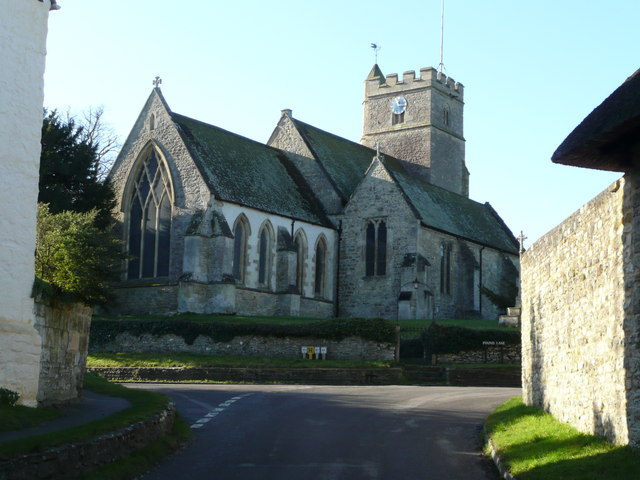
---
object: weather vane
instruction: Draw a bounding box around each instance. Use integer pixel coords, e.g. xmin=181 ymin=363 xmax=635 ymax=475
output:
xmin=153 ymin=76 xmax=162 ymax=88
xmin=370 ymin=43 xmax=381 ymax=64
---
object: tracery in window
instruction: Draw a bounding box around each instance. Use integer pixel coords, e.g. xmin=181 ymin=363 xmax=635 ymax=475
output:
xmin=365 ymin=219 xmax=387 ymax=276
xmin=127 ymin=149 xmax=172 ymax=279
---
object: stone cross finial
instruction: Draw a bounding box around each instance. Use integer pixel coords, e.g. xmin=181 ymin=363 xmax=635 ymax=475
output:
xmin=153 ymin=76 xmax=162 ymax=88
xmin=517 ymin=230 xmax=527 ymax=254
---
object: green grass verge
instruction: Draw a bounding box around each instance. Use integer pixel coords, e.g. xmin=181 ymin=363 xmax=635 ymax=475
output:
xmin=485 ymin=397 xmax=640 ymax=480
xmin=0 ymin=373 xmax=174 ymax=458
xmin=88 ymin=352 xmax=393 ymax=369
xmin=0 ymin=404 xmax=60 ymax=432
xmin=67 ymin=416 xmax=191 ymax=480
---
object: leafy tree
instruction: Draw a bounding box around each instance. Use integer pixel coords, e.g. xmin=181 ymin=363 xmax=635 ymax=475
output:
xmin=34 ymin=204 xmax=121 ymax=306
xmin=39 ymin=109 xmax=117 ymax=229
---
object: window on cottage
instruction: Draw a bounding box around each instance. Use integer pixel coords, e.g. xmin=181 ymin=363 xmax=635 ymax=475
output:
xmin=315 ymin=238 xmax=327 ymax=297
xmin=258 ymin=226 xmax=272 ymax=286
xmin=440 ymin=244 xmax=451 ymax=294
xmin=127 ymin=150 xmax=172 ymax=279
xmin=365 ymin=219 xmax=387 ymax=276
xmin=294 ymin=233 xmax=306 ymax=293
xmin=232 ymin=217 xmax=248 ymax=282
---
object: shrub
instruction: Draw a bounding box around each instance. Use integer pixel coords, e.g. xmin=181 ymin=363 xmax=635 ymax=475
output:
xmin=89 ymin=317 xmax=397 ymax=348
xmin=34 ymin=203 xmax=121 ymax=305
xmin=421 ymin=321 xmax=520 ymax=357
xmin=0 ymin=388 xmax=20 ymax=407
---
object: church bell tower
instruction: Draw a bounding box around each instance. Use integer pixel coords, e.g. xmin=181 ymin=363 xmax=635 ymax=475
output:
xmin=361 ymin=65 xmax=469 ymax=197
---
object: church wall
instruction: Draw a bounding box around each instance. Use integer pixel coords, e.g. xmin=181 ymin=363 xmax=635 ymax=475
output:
xmin=521 ymin=175 xmax=640 ymax=446
xmin=222 ymin=203 xmax=337 ymax=313
xmin=339 ymin=161 xmax=418 ymax=319
xmin=0 ymin=0 xmax=51 ymax=406
xmin=108 ymin=92 xmax=213 ymax=285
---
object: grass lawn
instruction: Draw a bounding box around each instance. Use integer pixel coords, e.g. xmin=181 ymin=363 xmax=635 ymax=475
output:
xmin=88 ymin=352 xmax=393 ymax=369
xmin=485 ymin=397 xmax=640 ymax=480
xmin=0 ymin=373 xmax=186 ymax=458
xmin=0 ymin=404 xmax=60 ymax=432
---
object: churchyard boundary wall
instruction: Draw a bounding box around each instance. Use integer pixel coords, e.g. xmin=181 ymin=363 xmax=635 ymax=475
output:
xmin=89 ymin=318 xmax=397 ymax=362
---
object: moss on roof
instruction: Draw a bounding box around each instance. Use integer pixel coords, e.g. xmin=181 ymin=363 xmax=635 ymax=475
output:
xmin=172 ymin=113 xmax=328 ymax=226
xmin=289 ymin=115 xmax=517 ymax=253
xmin=291 ymin=119 xmax=376 ymax=202
xmin=382 ymin=155 xmax=519 ymax=254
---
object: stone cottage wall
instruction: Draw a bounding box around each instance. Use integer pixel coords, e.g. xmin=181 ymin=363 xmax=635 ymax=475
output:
xmin=521 ymin=175 xmax=640 ymax=446
xmin=34 ymin=299 xmax=93 ymax=405
xmin=0 ymin=0 xmax=51 ymax=406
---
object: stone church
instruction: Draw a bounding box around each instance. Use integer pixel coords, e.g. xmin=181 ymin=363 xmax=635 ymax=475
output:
xmin=106 ymin=65 xmax=519 ymax=320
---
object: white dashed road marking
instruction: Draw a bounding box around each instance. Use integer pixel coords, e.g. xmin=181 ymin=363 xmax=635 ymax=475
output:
xmin=190 ymin=393 xmax=252 ymax=429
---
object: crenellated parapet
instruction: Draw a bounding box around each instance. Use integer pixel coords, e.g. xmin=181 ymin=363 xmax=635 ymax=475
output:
xmin=366 ymin=66 xmax=464 ymax=100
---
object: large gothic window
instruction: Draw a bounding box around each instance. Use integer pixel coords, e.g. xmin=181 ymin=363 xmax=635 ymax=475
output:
xmin=258 ymin=223 xmax=273 ymax=287
xmin=127 ymin=150 xmax=172 ymax=280
xmin=232 ymin=215 xmax=249 ymax=283
xmin=314 ymin=236 xmax=327 ymax=297
xmin=365 ymin=219 xmax=387 ymax=277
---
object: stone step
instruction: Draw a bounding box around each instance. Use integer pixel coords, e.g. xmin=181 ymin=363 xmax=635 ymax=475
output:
xmin=498 ymin=314 xmax=520 ymax=328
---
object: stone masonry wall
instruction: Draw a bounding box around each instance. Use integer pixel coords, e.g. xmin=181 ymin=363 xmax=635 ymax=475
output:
xmin=34 ymin=299 xmax=93 ymax=405
xmin=0 ymin=0 xmax=50 ymax=406
xmin=92 ymin=332 xmax=395 ymax=362
xmin=521 ymin=175 xmax=640 ymax=446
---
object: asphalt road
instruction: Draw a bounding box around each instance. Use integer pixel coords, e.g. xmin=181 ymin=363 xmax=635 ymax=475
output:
xmin=127 ymin=384 xmax=519 ymax=480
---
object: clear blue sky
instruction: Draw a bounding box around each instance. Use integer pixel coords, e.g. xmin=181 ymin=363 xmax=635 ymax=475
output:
xmin=43 ymin=0 xmax=638 ymax=246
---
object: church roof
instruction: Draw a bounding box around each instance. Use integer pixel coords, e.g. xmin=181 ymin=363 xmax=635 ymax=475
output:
xmin=552 ymin=68 xmax=640 ymax=171
xmin=288 ymin=116 xmax=518 ymax=253
xmin=381 ymin=155 xmax=519 ymax=254
xmin=172 ymin=113 xmax=329 ymax=226
xmin=290 ymin=118 xmax=376 ymax=203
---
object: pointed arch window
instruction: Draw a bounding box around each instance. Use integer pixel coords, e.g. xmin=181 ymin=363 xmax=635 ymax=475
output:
xmin=258 ymin=224 xmax=273 ymax=287
xmin=232 ymin=215 xmax=249 ymax=283
xmin=314 ymin=237 xmax=328 ymax=297
xmin=294 ymin=232 xmax=307 ymax=294
xmin=127 ymin=149 xmax=172 ymax=279
xmin=365 ymin=219 xmax=387 ymax=276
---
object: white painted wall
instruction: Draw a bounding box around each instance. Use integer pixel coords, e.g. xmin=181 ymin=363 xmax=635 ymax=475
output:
xmin=0 ymin=0 xmax=51 ymax=406
xmin=222 ymin=203 xmax=337 ymax=300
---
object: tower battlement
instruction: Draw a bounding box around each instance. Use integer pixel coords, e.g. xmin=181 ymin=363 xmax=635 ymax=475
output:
xmin=365 ymin=66 xmax=464 ymax=100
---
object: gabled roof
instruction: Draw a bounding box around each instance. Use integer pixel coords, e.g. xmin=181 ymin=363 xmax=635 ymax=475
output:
xmin=552 ymin=68 xmax=640 ymax=171
xmin=171 ymin=113 xmax=329 ymax=226
xmin=381 ymin=155 xmax=519 ymax=254
xmin=290 ymin=118 xmax=376 ymax=203
xmin=288 ymin=115 xmax=518 ymax=253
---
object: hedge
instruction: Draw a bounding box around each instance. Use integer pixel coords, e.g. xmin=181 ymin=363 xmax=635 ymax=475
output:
xmin=421 ymin=322 xmax=520 ymax=356
xmin=89 ymin=317 xmax=397 ymax=348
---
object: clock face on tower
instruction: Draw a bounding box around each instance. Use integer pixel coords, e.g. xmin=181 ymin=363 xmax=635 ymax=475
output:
xmin=391 ymin=96 xmax=407 ymax=115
